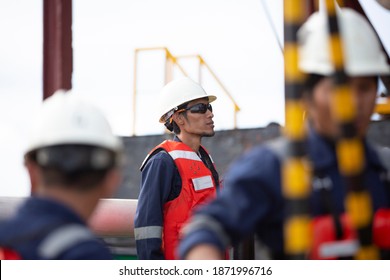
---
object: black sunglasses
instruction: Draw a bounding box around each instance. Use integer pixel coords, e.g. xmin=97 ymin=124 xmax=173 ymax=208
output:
xmin=182 ymin=103 xmax=213 ymax=114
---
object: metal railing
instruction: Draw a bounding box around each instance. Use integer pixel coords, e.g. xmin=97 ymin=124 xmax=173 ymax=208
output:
xmin=283 ymin=0 xmax=312 ymax=259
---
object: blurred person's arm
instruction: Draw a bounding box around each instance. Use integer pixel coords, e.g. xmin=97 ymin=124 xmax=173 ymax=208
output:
xmin=186 ymin=244 xmax=224 ymax=260
xmin=179 ymin=146 xmax=283 ymax=259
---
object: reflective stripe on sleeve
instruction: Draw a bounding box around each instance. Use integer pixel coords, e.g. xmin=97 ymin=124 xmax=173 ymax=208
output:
xmin=38 ymin=224 xmax=94 ymax=259
xmin=134 ymin=226 xmax=163 ymax=241
xmin=182 ymin=214 xmax=230 ymax=248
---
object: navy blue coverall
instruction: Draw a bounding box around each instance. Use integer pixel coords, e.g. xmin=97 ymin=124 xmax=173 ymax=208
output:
xmin=134 ymin=136 xmax=219 ymax=259
xmin=0 ymin=197 xmax=112 ymax=259
xmin=178 ymin=127 xmax=390 ymax=259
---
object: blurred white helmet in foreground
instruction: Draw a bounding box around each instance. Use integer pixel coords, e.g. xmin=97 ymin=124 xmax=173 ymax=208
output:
xmin=298 ymin=8 xmax=390 ymax=76
xmin=26 ymin=90 xmax=123 ymax=155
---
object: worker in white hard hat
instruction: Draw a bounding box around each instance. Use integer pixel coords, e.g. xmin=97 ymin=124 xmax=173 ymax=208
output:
xmin=178 ymin=7 xmax=390 ymax=260
xmin=134 ymin=77 xmax=221 ymax=260
xmin=0 ymin=90 xmax=123 ymax=259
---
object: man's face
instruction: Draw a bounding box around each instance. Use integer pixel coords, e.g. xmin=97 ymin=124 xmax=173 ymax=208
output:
xmin=178 ymin=97 xmax=215 ymax=137
xmin=305 ymin=76 xmax=377 ymax=138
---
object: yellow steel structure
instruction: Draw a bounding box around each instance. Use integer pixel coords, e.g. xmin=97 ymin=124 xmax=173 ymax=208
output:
xmin=375 ymin=97 xmax=390 ymax=116
xmin=176 ymin=54 xmax=241 ymax=125
xmin=324 ymin=0 xmax=378 ymax=259
xmin=283 ymin=0 xmax=312 ymax=259
xmin=132 ymin=47 xmax=240 ymax=135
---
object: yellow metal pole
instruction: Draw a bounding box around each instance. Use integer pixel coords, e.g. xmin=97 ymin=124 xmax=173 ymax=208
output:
xmin=283 ymin=0 xmax=311 ymax=259
xmin=135 ymin=46 xmax=169 ymax=52
xmin=132 ymin=49 xmax=138 ymax=136
xmin=198 ymin=55 xmax=203 ymax=85
xmin=200 ymin=58 xmax=239 ymax=110
xmin=131 ymin=47 xmax=190 ymax=136
xmin=175 ymin=54 xmax=240 ymax=128
xmin=133 ymin=47 xmax=189 ymax=79
xmin=165 ymin=50 xmax=173 ymax=84
xmin=165 ymin=48 xmax=189 ymax=77
xmin=174 ymin=54 xmax=203 ymax=83
xmin=133 ymin=47 xmax=240 ymax=132
xmin=200 ymin=57 xmax=240 ymax=128
xmin=324 ymin=0 xmax=378 ymax=259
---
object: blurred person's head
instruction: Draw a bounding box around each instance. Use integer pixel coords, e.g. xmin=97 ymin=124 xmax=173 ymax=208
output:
xmin=298 ymin=8 xmax=390 ymax=138
xmin=24 ymin=90 xmax=124 ymax=218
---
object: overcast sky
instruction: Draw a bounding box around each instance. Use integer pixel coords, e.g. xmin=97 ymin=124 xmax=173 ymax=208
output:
xmin=0 ymin=0 xmax=389 ymax=196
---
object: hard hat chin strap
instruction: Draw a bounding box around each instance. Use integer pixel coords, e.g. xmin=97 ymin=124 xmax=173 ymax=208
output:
xmin=163 ymin=102 xmax=189 ymax=131
xmin=164 ymin=118 xmax=174 ymax=132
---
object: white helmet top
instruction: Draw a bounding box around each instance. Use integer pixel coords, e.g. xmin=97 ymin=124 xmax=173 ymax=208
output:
xmin=298 ymin=7 xmax=390 ymax=76
xmin=157 ymin=77 xmax=217 ymax=123
xmin=25 ymin=90 xmax=123 ymax=155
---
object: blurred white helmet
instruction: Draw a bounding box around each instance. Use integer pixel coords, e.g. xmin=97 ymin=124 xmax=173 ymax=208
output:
xmin=298 ymin=8 xmax=390 ymax=76
xmin=26 ymin=90 xmax=123 ymax=155
xmin=157 ymin=77 xmax=217 ymax=123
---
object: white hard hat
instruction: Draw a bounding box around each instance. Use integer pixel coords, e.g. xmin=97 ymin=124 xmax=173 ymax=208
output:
xmin=157 ymin=77 xmax=217 ymax=123
xmin=25 ymin=90 xmax=123 ymax=154
xmin=298 ymin=8 xmax=390 ymax=76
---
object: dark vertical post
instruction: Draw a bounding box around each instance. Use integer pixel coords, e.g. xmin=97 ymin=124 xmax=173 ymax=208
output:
xmin=43 ymin=0 xmax=73 ymax=100
xmin=324 ymin=0 xmax=378 ymax=260
xmin=283 ymin=0 xmax=311 ymax=260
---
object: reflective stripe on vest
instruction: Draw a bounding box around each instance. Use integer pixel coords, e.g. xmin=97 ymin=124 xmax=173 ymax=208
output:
xmin=319 ymin=239 xmax=359 ymax=258
xmin=168 ymin=150 xmax=202 ymax=161
xmin=192 ymin=175 xmax=214 ymax=191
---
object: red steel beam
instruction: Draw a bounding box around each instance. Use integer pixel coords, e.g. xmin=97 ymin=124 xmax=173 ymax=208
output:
xmin=43 ymin=0 xmax=73 ymax=100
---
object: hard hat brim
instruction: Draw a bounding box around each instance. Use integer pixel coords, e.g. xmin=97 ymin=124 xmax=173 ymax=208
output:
xmin=159 ymin=94 xmax=217 ymax=123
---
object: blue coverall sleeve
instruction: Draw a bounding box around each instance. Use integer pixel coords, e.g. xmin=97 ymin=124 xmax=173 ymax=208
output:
xmin=60 ymin=240 xmax=113 ymax=260
xmin=179 ymin=146 xmax=284 ymax=258
xmin=134 ymin=152 xmax=177 ymax=260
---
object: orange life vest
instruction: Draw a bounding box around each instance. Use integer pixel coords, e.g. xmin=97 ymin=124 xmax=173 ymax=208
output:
xmin=149 ymin=140 xmax=218 ymax=259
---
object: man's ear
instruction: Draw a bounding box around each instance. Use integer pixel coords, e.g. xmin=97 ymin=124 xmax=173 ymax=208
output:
xmin=101 ymin=168 xmax=122 ymax=198
xmin=172 ymin=112 xmax=185 ymax=125
xmin=24 ymin=158 xmax=42 ymax=195
xmin=302 ymin=94 xmax=312 ymax=121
